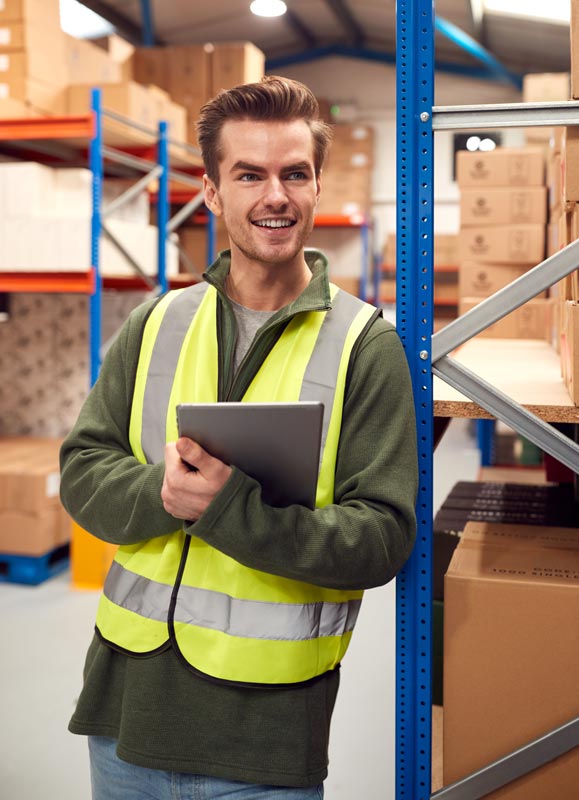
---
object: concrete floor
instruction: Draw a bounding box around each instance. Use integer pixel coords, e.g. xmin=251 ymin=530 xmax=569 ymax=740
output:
xmin=0 ymin=418 xmax=480 ymax=800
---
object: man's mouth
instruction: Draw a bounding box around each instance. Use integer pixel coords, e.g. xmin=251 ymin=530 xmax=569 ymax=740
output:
xmin=252 ymin=219 xmax=296 ymax=229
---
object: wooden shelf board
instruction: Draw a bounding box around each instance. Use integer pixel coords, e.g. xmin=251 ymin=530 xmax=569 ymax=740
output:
xmin=434 ymin=337 xmax=579 ymax=423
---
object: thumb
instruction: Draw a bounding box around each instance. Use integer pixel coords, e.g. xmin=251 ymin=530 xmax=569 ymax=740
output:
xmin=176 ymin=437 xmax=227 ymax=475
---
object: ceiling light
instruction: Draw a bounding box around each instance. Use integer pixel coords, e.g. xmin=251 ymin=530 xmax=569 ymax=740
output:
xmin=60 ymin=0 xmax=114 ymax=38
xmin=250 ymin=0 xmax=287 ymax=18
xmin=483 ymin=0 xmax=569 ymax=25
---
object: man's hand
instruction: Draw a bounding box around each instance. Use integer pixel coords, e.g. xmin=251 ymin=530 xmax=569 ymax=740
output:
xmin=161 ymin=438 xmax=232 ymax=521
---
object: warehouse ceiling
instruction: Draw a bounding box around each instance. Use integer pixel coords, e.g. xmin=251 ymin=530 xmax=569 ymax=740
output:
xmin=79 ymin=0 xmax=571 ymax=85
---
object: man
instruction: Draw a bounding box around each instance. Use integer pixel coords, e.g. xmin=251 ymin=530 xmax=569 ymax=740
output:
xmin=60 ymin=75 xmax=417 ymax=799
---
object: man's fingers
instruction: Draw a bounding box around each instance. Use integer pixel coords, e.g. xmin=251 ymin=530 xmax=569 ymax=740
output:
xmin=176 ymin=437 xmax=229 ymax=476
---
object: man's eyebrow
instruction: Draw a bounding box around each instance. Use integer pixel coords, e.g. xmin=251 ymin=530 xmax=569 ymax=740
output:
xmin=230 ymin=160 xmax=265 ymax=174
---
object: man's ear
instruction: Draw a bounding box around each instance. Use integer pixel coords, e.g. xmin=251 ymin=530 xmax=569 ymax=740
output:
xmin=315 ymin=172 xmax=321 ymax=206
xmin=203 ymin=174 xmax=223 ymax=217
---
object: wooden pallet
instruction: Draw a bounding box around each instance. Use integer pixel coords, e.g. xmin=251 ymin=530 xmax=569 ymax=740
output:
xmin=0 ymin=543 xmax=69 ymax=586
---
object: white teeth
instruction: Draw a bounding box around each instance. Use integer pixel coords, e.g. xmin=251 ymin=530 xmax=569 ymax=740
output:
xmin=254 ymin=219 xmax=293 ymax=228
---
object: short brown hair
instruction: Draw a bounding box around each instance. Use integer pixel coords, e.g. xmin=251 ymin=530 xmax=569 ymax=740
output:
xmin=197 ymin=75 xmax=333 ymax=185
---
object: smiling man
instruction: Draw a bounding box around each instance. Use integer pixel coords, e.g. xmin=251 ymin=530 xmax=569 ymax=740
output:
xmin=60 ymin=76 xmax=418 ymax=800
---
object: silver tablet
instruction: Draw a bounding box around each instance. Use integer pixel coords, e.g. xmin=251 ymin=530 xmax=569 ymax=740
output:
xmin=176 ymin=401 xmax=324 ymax=509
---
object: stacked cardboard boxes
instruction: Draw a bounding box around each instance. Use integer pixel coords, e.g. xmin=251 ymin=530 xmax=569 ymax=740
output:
xmin=456 ymin=147 xmax=552 ymax=339
xmin=444 ymin=520 xmax=579 ymax=798
xmin=0 ymin=161 xmax=179 ymax=276
xmin=0 ymin=437 xmax=69 ymax=557
xmin=316 ymin=123 xmax=374 ymax=217
xmin=0 ymin=0 xmax=68 ymax=115
xmin=131 ymin=42 xmax=265 ymax=144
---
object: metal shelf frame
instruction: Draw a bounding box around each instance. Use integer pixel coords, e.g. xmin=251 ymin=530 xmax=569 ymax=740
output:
xmin=88 ymin=88 xmax=213 ymax=384
xmin=396 ymin=3 xmax=579 ymax=798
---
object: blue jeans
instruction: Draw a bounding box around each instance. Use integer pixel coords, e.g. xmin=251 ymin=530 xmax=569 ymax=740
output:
xmin=88 ymin=737 xmax=324 ymax=800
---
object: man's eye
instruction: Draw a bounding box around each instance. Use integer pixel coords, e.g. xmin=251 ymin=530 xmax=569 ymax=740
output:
xmin=239 ymin=173 xmax=260 ymax=182
xmin=287 ymin=172 xmax=307 ymax=181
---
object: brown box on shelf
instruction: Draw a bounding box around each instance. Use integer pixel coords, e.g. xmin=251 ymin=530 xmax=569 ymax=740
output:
xmin=561 ymin=126 xmax=579 ymax=202
xmin=0 ymin=0 xmax=60 ymax=25
xmin=444 ymin=533 xmax=579 ymax=798
xmin=63 ymin=34 xmax=122 ymax=85
xmin=572 ymin=0 xmax=579 ymax=98
xmin=458 ymin=262 xmax=546 ymax=299
xmin=459 ymin=297 xmax=553 ymax=339
xmin=316 ymin=168 xmax=371 ymax=216
xmin=0 ymin=33 xmax=68 ymax=86
xmin=456 ymin=147 xmax=545 ymax=188
xmin=66 ymin=81 xmax=157 ymax=128
xmin=381 ymin=232 xmax=459 ymax=268
xmin=522 ymin=72 xmax=570 ymax=143
xmin=168 ymin=44 xmax=211 ymax=103
xmin=0 ymin=94 xmax=41 ymax=117
xmin=0 ymin=74 xmax=66 ymax=114
xmin=327 ymin=124 xmax=375 ymax=170
xmin=132 ymin=45 xmax=171 ymax=92
xmin=560 ymin=300 xmax=579 ymax=403
xmin=460 ymin=186 xmax=547 ymax=227
xmin=0 ymin=437 xmax=70 ymax=556
xmin=211 ymin=41 xmax=265 ymax=94
xmin=179 ymin=223 xmax=229 ymax=271
xmin=547 ymin=151 xmax=563 ymax=213
xmin=459 ymin=224 xmax=545 ymax=265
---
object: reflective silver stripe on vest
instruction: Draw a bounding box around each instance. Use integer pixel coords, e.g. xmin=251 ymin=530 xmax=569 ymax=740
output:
xmin=104 ymin=560 xmax=361 ymax=640
xmin=141 ymin=283 xmax=210 ymax=464
xmin=299 ymin=289 xmax=370 ymax=459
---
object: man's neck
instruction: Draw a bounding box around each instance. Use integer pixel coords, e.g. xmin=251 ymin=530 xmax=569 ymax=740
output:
xmin=226 ymin=256 xmax=312 ymax=311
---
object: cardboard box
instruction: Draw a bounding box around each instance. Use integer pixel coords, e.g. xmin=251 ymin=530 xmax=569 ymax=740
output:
xmin=459 ymin=297 xmax=552 ymax=339
xmin=444 ymin=532 xmax=579 ymax=797
xmin=460 ymin=187 xmax=547 ymax=226
xmin=522 ymin=73 xmax=570 ymax=143
xmin=66 ymin=81 xmax=157 ymax=128
xmin=0 ymin=93 xmax=40 ymax=117
xmin=0 ymin=0 xmax=60 ymax=26
xmin=0 ymin=28 xmax=67 ymax=85
xmin=0 ymin=73 xmax=66 ymax=113
xmin=459 ymin=225 xmax=545 ymax=265
xmin=561 ymin=126 xmax=579 ymax=202
xmin=132 ymin=45 xmax=171 ymax=93
xmin=547 ymin=151 xmax=563 ymax=213
xmin=458 ymin=262 xmax=546 ymax=299
xmin=316 ymin=168 xmax=371 ymax=216
xmin=561 ymin=300 xmax=579 ymax=403
xmin=461 ymin=520 xmax=579 ymax=549
xmin=572 ymin=0 xmax=579 ymax=98
xmin=179 ymin=222 xmax=229 ymax=271
xmin=456 ymin=148 xmax=545 ymax=188
xmin=327 ymin=124 xmax=375 ymax=170
xmin=382 ymin=232 xmax=460 ymax=267
xmin=211 ymin=41 xmax=265 ymax=95
xmin=63 ymin=34 xmax=122 ymax=85
xmin=0 ymin=437 xmax=70 ymax=556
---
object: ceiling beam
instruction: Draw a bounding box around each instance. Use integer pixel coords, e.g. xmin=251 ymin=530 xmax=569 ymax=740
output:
xmin=76 ymin=0 xmax=164 ymax=46
xmin=322 ymin=0 xmax=365 ymax=47
xmin=285 ymin=8 xmax=318 ymax=49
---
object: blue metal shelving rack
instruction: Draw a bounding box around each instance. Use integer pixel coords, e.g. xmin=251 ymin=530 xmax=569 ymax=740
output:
xmin=395 ymin=1 xmax=434 ymax=797
xmin=397 ymin=4 xmax=579 ymax=798
xmin=87 ymin=88 xmax=211 ymax=383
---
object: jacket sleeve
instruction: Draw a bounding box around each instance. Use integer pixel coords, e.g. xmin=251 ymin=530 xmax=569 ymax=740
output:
xmin=190 ymin=318 xmax=418 ymax=591
xmin=59 ymin=300 xmax=179 ymax=543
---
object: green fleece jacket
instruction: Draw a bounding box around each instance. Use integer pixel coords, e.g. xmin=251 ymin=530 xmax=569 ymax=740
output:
xmin=60 ymin=251 xmax=417 ymax=788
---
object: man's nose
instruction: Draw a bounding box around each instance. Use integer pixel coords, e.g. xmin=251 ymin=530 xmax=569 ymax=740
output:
xmin=263 ymin=177 xmax=288 ymax=207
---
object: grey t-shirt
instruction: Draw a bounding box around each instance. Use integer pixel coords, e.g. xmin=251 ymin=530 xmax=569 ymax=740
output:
xmin=229 ymin=298 xmax=276 ymax=374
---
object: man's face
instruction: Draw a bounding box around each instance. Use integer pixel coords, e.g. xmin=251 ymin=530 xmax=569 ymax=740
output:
xmin=203 ymin=118 xmax=321 ymax=270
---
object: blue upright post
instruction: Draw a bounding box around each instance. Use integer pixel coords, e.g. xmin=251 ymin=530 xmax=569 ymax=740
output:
xmin=359 ymin=220 xmax=369 ymax=301
xmin=89 ymin=87 xmax=103 ymax=387
xmin=395 ymin=1 xmax=435 ymax=798
xmin=477 ymin=418 xmax=496 ymax=467
xmin=207 ymin=210 xmax=216 ymax=266
xmin=139 ymin=0 xmax=155 ymax=46
xmin=157 ymin=120 xmax=169 ymax=294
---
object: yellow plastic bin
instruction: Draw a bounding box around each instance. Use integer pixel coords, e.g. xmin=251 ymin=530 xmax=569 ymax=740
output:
xmin=70 ymin=521 xmax=117 ymax=590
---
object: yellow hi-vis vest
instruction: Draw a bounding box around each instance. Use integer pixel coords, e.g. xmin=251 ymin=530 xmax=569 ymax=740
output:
xmin=96 ymin=281 xmax=378 ymax=685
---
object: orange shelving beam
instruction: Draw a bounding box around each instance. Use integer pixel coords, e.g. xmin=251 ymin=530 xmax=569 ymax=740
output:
xmin=0 ymin=271 xmax=95 ymax=294
xmin=0 ymin=114 xmax=94 ymax=141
